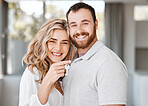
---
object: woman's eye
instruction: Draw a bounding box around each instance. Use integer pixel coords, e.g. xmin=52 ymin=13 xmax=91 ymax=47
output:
xmin=49 ymin=41 xmax=55 ymax=43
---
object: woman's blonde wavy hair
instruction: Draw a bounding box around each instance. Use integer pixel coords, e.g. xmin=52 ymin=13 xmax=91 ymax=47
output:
xmin=22 ymin=19 xmax=75 ymax=83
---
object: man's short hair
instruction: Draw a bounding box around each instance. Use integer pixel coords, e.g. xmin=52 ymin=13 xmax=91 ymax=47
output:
xmin=66 ymin=2 xmax=96 ymax=23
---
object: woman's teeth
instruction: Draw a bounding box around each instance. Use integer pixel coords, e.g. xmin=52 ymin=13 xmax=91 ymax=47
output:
xmin=52 ymin=52 xmax=62 ymax=56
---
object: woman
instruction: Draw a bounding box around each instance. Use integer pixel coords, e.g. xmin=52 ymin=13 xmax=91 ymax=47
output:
xmin=19 ymin=19 xmax=75 ymax=106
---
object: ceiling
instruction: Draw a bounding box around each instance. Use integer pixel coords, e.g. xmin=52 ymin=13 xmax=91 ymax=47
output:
xmin=4 ymin=0 xmax=148 ymax=4
xmin=105 ymin=0 xmax=148 ymax=4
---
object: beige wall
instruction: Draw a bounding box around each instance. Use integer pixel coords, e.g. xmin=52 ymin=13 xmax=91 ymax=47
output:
xmin=136 ymin=21 xmax=148 ymax=48
xmin=0 ymin=80 xmax=2 ymax=106
xmin=2 ymin=76 xmax=21 ymax=106
xmin=136 ymin=21 xmax=148 ymax=70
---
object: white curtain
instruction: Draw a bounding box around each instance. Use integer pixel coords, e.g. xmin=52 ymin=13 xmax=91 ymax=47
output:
xmin=105 ymin=3 xmax=123 ymax=59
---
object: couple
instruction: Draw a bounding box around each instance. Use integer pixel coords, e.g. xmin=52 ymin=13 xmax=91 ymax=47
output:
xmin=19 ymin=2 xmax=128 ymax=106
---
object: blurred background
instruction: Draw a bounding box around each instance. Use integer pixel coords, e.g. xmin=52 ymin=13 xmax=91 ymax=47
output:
xmin=0 ymin=0 xmax=148 ymax=106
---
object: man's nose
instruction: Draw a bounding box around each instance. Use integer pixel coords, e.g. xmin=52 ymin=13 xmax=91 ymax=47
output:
xmin=75 ymin=25 xmax=83 ymax=34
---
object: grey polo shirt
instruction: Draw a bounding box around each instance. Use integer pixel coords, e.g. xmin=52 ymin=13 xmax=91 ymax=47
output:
xmin=62 ymin=40 xmax=128 ymax=106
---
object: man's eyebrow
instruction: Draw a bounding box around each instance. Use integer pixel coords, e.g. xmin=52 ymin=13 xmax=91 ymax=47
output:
xmin=69 ymin=22 xmax=76 ymax=25
xmin=82 ymin=19 xmax=90 ymax=22
xmin=69 ymin=20 xmax=90 ymax=25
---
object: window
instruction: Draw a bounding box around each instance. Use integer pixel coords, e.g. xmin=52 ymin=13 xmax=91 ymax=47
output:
xmin=45 ymin=1 xmax=105 ymax=40
xmin=134 ymin=5 xmax=148 ymax=21
xmin=7 ymin=1 xmax=43 ymax=75
xmin=5 ymin=0 xmax=105 ymax=75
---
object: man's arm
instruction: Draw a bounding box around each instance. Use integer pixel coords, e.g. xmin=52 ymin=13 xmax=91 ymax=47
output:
xmin=98 ymin=59 xmax=128 ymax=106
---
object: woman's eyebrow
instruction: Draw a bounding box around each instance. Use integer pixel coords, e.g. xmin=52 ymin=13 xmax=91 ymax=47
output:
xmin=62 ymin=40 xmax=69 ymax=42
xmin=50 ymin=38 xmax=57 ymax=40
xmin=50 ymin=38 xmax=69 ymax=42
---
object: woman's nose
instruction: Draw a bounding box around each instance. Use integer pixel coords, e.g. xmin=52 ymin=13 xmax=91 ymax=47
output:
xmin=54 ymin=43 xmax=61 ymax=51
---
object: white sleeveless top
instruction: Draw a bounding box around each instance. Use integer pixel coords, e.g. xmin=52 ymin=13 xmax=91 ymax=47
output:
xmin=19 ymin=67 xmax=63 ymax=106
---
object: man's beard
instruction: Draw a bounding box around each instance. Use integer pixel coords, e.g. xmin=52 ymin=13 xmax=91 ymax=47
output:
xmin=70 ymin=26 xmax=96 ymax=49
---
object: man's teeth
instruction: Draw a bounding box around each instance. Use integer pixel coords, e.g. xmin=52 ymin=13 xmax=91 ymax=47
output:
xmin=52 ymin=52 xmax=62 ymax=56
xmin=76 ymin=35 xmax=86 ymax=39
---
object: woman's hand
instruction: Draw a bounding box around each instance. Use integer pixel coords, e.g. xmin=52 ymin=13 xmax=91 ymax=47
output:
xmin=44 ymin=60 xmax=71 ymax=85
xmin=37 ymin=60 xmax=71 ymax=105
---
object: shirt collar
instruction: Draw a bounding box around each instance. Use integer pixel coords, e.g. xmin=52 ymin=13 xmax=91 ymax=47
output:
xmin=74 ymin=40 xmax=104 ymax=61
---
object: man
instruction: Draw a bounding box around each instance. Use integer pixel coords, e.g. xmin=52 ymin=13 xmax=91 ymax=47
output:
xmin=63 ymin=2 xmax=128 ymax=106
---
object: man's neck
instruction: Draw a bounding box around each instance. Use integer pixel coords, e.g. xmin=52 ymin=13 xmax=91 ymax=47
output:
xmin=78 ymin=38 xmax=98 ymax=57
xmin=78 ymin=49 xmax=88 ymax=57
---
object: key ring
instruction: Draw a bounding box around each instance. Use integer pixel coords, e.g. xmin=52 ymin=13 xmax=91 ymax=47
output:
xmin=65 ymin=64 xmax=70 ymax=76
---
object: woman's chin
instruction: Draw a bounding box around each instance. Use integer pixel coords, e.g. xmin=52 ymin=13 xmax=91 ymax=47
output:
xmin=51 ymin=59 xmax=62 ymax=63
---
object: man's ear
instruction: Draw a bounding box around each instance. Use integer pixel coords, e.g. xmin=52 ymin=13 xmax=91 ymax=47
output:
xmin=95 ymin=19 xmax=98 ymax=29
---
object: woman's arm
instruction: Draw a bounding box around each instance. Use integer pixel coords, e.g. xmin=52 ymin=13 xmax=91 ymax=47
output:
xmin=19 ymin=67 xmax=46 ymax=106
xmin=19 ymin=60 xmax=70 ymax=106
xmin=37 ymin=60 xmax=71 ymax=105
